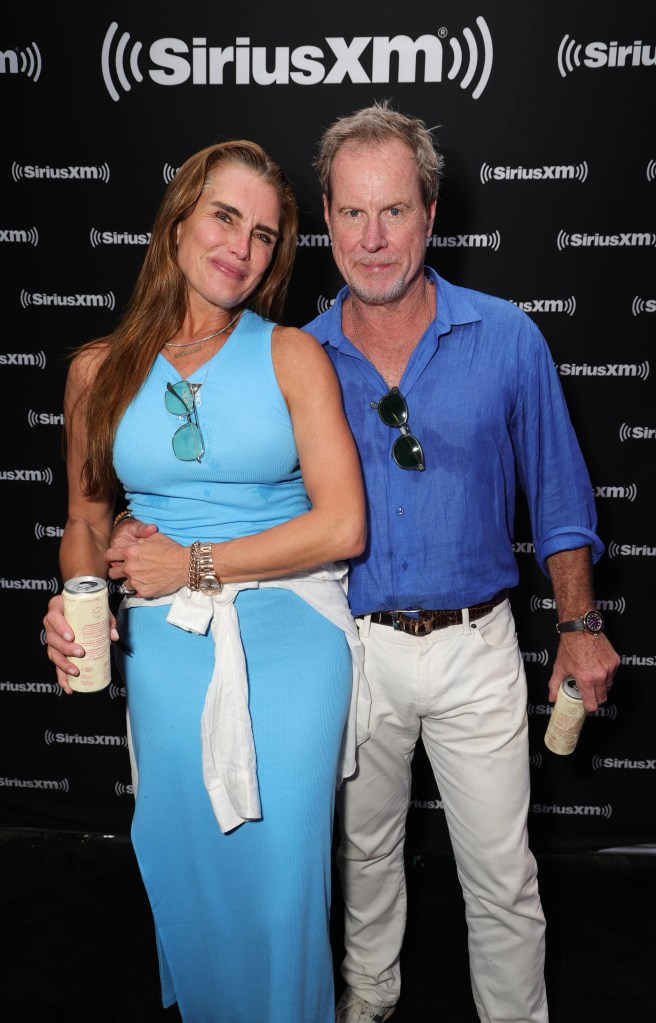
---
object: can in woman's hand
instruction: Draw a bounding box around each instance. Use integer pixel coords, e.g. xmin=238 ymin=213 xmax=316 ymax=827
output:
xmin=62 ymin=576 xmax=111 ymax=692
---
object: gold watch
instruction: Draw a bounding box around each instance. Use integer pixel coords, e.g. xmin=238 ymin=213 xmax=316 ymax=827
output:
xmin=197 ymin=541 xmax=223 ymax=596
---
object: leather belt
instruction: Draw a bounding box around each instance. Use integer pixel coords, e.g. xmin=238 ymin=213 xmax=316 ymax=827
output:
xmin=359 ymin=590 xmax=508 ymax=637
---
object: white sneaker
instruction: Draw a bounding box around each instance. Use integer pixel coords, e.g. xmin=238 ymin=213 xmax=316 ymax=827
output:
xmin=335 ymin=988 xmax=396 ymax=1023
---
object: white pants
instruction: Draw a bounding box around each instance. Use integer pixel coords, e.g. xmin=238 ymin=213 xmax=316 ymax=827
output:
xmin=338 ymin=600 xmax=548 ymax=1022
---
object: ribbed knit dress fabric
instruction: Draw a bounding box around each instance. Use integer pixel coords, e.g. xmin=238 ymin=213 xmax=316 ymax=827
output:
xmin=112 ymin=310 xmax=352 ymax=1022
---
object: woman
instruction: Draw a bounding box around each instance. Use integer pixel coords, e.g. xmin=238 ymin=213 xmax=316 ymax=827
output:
xmin=43 ymin=140 xmax=366 ymax=1022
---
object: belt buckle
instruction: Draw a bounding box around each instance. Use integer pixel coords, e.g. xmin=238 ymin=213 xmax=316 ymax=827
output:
xmin=417 ymin=612 xmax=433 ymax=636
xmin=394 ymin=611 xmax=434 ymax=636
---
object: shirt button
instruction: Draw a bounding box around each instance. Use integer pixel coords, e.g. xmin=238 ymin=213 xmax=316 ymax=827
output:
xmin=397 ymin=507 xmax=404 ymax=516
xmin=401 ymin=561 xmax=408 ymax=570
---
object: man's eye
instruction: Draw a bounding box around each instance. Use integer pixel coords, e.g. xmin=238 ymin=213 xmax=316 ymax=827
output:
xmin=389 ymin=208 xmax=401 ymax=217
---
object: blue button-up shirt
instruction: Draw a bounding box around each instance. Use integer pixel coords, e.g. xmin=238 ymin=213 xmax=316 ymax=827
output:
xmin=304 ymin=268 xmax=603 ymax=616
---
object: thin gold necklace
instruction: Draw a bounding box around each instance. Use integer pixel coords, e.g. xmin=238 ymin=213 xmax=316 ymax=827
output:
xmin=164 ymin=311 xmax=241 ymax=360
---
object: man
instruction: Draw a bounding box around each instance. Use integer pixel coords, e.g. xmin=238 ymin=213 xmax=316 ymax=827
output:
xmin=304 ymin=103 xmax=619 ymax=1023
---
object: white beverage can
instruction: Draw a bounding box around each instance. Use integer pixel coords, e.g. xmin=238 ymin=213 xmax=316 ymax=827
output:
xmin=544 ymin=675 xmax=585 ymax=755
xmin=62 ymin=576 xmax=111 ymax=692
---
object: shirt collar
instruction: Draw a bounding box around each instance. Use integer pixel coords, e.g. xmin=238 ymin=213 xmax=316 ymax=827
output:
xmin=320 ymin=267 xmax=481 ymax=350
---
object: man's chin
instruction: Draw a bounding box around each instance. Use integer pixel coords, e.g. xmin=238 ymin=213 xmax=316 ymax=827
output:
xmin=349 ymin=275 xmax=407 ymax=306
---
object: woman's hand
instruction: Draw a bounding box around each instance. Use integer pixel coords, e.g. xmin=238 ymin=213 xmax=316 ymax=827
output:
xmin=106 ymin=524 xmax=188 ymax=598
xmin=44 ymin=594 xmax=118 ymax=695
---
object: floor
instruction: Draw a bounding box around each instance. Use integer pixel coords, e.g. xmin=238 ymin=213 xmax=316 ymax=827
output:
xmin=2 ymin=830 xmax=654 ymax=1022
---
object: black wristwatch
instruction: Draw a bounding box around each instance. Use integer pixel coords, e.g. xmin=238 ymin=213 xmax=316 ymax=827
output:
xmin=556 ymin=610 xmax=605 ymax=635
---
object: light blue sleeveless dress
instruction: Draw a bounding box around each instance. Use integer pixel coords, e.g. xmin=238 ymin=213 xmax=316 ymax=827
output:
xmin=113 ymin=310 xmax=352 ymax=1022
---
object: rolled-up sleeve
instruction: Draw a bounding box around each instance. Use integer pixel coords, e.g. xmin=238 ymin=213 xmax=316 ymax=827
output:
xmin=511 ymin=318 xmax=604 ymax=575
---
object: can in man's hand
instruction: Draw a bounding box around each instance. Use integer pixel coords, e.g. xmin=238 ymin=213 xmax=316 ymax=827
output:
xmin=544 ymin=676 xmax=586 ymax=755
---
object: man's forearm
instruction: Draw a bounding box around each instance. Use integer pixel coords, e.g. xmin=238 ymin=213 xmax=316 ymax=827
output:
xmin=545 ymin=546 xmax=595 ymax=620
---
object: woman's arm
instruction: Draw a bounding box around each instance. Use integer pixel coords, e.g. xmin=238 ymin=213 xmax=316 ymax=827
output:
xmin=105 ymin=328 xmax=366 ymax=596
xmin=44 ymin=346 xmax=118 ymax=692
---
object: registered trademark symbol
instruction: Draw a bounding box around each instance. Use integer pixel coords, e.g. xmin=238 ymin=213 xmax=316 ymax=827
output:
xmin=438 ymin=27 xmax=448 ymax=39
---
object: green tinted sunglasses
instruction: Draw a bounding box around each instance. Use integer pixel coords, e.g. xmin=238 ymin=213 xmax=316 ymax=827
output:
xmin=165 ymin=381 xmax=205 ymax=462
xmin=375 ymin=387 xmax=425 ymax=471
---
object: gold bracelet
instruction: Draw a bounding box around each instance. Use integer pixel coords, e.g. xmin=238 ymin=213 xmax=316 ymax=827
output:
xmin=113 ymin=509 xmax=134 ymax=528
xmin=188 ymin=541 xmax=202 ymax=591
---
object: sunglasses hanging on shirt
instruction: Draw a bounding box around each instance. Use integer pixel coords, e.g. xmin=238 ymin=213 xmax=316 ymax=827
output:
xmin=373 ymin=387 xmax=425 ymax=471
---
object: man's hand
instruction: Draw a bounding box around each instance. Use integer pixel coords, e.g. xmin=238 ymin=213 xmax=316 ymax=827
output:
xmin=106 ymin=520 xmax=188 ymax=598
xmin=109 ymin=516 xmax=158 ymax=555
xmin=548 ymin=632 xmax=620 ymax=712
xmin=546 ymin=546 xmax=620 ymax=712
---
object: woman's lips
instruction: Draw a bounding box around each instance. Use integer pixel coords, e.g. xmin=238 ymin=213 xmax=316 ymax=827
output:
xmin=210 ymin=258 xmax=248 ymax=280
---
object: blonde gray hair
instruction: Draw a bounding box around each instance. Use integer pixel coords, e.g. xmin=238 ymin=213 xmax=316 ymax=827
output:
xmin=314 ymin=100 xmax=444 ymax=208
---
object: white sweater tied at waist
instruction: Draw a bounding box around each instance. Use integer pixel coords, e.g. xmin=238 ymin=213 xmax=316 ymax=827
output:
xmin=121 ymin=563 xmax=370 ymax=833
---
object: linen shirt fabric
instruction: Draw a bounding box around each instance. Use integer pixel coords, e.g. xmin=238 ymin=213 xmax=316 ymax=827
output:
xmin=305 ymin=267 xmax=602 ymax=616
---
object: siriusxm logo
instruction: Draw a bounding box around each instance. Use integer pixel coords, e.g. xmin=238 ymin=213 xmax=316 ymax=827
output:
xmin=409 ymin=798 xmax=444 ymax=810
xmin=529 ymin=595 xmax=625 ymax=613
xmin=0 ymin=351 xmax=46 ymax=368
xmin=34 ymin=523 xmax=64 ymax=539
xmin=298 ymin=233 xmax=331 ymax=248
xmin=0 ymin=576 xmax=58 ymax=592
xmin=0 ymin=468 xmax=52 ymax=483
xmin=0 ymin=42 xmax=42 ymax=81
xmin=593 ymin=484 xmax=637 ymax=501
xmin=427 ymin=231 xmax=500 ymax=250
xmin=509 ymin=297 xmax=575 ymax=316
xmin=0 ymin=227 xmax=38 ymax=245
xmin=619 ymin=423 xmax=656 ymax=441
xmin=632 ymin=296 xmax=656 ymax=315
xmin=620 ymin=655 xmax=656 ymax=667
xmin=556 ymin=362 xmax=649 ymax=379
xmin=592 ymin=756 xmax=656 ymax=770
xmin=0 ymin=681 xmax=60 ymax=694
xmin=27 ymin=411 xmax=64 ymax=427
xmin=521 ymin=649 xmax=548 ymax=666
xmin=317 ymin=295 xmax=336 ymax=314
xmin=21 ymin=291 xmax=116 ymax=310
xmin=481 ymin=162 xmax=587 ymax=183
xmin=558 ymin=35 xmax=656 ymax=76
xmin=11 ymin=163 xmax=110 ymax=182
xmin=531 ymin=803 xmax=612 ymax=818
xmin=557 ymin=230 xmax=656 ymax=249
xmin=102 ymin=19 xmax=493 ymax=101
xmin=44 ymin=731 xmax=128 ymax=747
xmin=90 ymin=228 xmax=151 ymax=247
xmin=528 ymin=701 xmax=617 ymax=721
xmin=0 ymin=777 xmax=69 ymax=791
xmin=608 ymin=542 xmax=656 ymax=559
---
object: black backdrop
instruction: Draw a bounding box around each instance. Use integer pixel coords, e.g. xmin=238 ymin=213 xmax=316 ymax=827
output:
xmin=1 ymin=1 xmax=654 ymax=850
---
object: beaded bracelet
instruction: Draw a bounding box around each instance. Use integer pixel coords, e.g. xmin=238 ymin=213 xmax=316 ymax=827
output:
xmin=112 ymin=509 xmax=134 ymax=528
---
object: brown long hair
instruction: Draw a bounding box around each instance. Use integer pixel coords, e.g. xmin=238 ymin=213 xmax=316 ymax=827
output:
xmin=78 ymin=140 xmax=299 ymax=499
